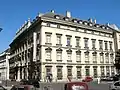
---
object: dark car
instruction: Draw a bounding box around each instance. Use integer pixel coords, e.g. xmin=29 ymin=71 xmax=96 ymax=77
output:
xmin=10 ymin=85 xmax=36 ymax=90
xmin=82 ymin=76 xmax=93 ymax=82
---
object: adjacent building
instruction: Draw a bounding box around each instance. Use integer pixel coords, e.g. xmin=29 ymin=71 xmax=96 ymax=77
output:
xmin=0 ymin=49 xmax=10 ymax=80
xmin=9 ymin=10 xmax=119 ymax=82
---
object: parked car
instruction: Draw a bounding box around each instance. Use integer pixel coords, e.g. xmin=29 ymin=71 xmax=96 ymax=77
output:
xmin=0 ymin=86 xmax=6 ymax=90
xmin=82 ymin=76 xmax=93 ymax=82
xmin=10 ymin=85 xmax=36 ymax=90
xmin=109 ymin=80 xmax=120 ymax=90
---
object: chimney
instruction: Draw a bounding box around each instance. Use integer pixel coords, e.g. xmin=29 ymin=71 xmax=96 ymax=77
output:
xmin=51 ymin=10 xmax=55 ymax=13
xmin=66 ymin=11 xmax=71 ymax=18
xmin=88 ymin=18 xmax=92 ymax=23
xmin=94 ymin=19 xmax=96 ymax=24
xmin=106 ymin=23 xmax=109 ymax=26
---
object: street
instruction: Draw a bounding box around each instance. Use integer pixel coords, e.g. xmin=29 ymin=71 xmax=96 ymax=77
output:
xmin=39 ymin=81 xmax=111 ymax=90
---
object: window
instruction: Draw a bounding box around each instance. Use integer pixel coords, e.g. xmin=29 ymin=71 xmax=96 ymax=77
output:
xmin=85 ymin=53 xmax=89 ymax=63
xmin=76 ymin=53 xmax=81 ymax=62
xmin=56 ymin=52 xmax=62 ymax=61
xmin=85 ymin=68 xmax=90 ymax=76
xmin=57 ymin=66 xmax=62 ymax=80
xmin=101 ymin=66 xmax=105 ymax=77
xmin=77 ymin=67 xmax=81 ymax=79
xmin=67 ymin=53 xmax=72 ymax=61
xmin=109 ymin=42 xmax=113 ymax=50
xmin=46 ymin=34 xmax=51 ymax=44
xmin=99 ymin=40 xmax=103 ymax=50
xmin=92 ymin=39 xmax=96 ymax=49
xmin=106 ymin=66 xmax=110 ymax=76
xmin=76 ymin=38 xmax=80 ymax=46
xmin=100 ymin=53 xmax=104 ymax=63
xmin=111 ymin=66 xmax=115 ymax=76
xmin=105 ymin=53 xmax=109 ymax=63
xmin=46 ymin=67 xmax=52 ymax=76
xmin=93 ymin=67 xmax=97 ymax=78
xmin=46 ymin=51 xmax=51 ymax=60
xmin=67 ymin=49 xmax=72 ymax=62
xmin=110 ymin=54 xmax=114 ymax=63
xmin=56 ymin=35 xmax=61 ymax=44
xmin=84 ymin=38 xmax=88 ymax=49
xmin=105 ymin=41 xmax=108 ymax=50
xmin=67 ymin=67 xmax=72 ymax=77
xmin=93 ymin=53 xmax=97 ymax=63
xmin=67 ymin=37 xmax=71 ymax=46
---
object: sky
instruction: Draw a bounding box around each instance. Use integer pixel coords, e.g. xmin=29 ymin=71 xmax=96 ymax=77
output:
xmin=0 ymin=0 xmax=120 ymax=53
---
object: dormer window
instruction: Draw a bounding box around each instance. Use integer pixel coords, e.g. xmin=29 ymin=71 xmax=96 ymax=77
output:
xmin=54 ymin=15 xmax=60 ymax=19
xmin=94 ymin=24 xmax=99 ymax=28
xmin=72 ymin=19 xmax=77 ymax=23
xmin=78 ymin=20 xmax=83 ymax=24
xmin=83 ymin=21 xmax=88 ymax=25
xmin=64 ymin=17 xmax=69 ymax=21
xmin=88 ymin=23 xmax=93 ymax=26
xmin=101 ymin=25 xmax=105 ymax=29
xmin=105 ymin=27 xmax=109 ymax=30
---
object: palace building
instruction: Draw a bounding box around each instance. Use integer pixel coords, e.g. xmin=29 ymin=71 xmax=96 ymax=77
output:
xmin=9 ymin=10 xmax=120 ymax=81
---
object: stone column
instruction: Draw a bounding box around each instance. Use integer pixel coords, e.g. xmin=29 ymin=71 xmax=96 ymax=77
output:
xmin=72 ymin=66 xmax=77 ymax=80
xmin=97 ymin=66 xmax=101 ymax=77
xmin=33 ymin=32 xmax=37 ymax=62
xmin=62 ymin=65 xmax=67 ymax=81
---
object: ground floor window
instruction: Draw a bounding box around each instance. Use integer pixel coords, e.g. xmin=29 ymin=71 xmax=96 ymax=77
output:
xmin=93 ymin=67 xmax=97 ymax=78
xmin=57 ymin=66 xmax=63 ymax=80
xmin=77 ymin=67 xmax=81 ymax=79
xmin=85 ymin=68 xmax=90 ymax=76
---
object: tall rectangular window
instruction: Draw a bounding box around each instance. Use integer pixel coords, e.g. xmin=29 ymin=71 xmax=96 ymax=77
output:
xmin=93 ymin=53 xmax=97 ymax=63
xmin=99 ymin=40 xmax=103 ymax=50
xmin=46 ymin=34 xmax=51 ymax=43
xmin=109 ymin=42 xmax=113 ymax=50
xmin=46 ymin=66 xmax=52 ymax=76
xmin=105 ymin=53 xmax=109 ymax=63
xmin=77 ymin=67 xmax=81 ymax=79
xmin=106 ymin=66 xmax=110 ymax=76
xmin=76 ymin=38 xmax=80 ymax=46
xmin=105 ymin=41 xmax=108 ymax=50
xmin=67 ymin=67 xmax=72 ymax=77
xmin=93 ymin=67 xmax=97 ymax=78
xmin=84 ymin=38 xmax=88 ymax=49
xmin=46 ymin=51 xmax=51 ymax=60
xmin=67 ymin=53 xmax=72 ymax=61
xmin=67 ymin=37 xmax=71 ymax=46
xmin=56 ymin=35 xmax=61 ymax=44
xmin=92 ymin=39 xmax=96 ymax=49
xmin=110 ymin=54 xmax=114 ymax=63
xmin=101 ymin=66 xmax=105 ymax=77
xmin=100 ymin=53 xmax=104 ymax=63
xmin=85 ymin=68 xmax=90 ymax=76
xmin=56 ymin=52 xmax=62 ymax=61
xmin=111 ymin=66 xmax=115 ymax=76
xmin=76 ymin=54 xmax=81 ymax=62
xmin=57 ymin=66 xmax=62 ymax=80
xmin=85 ymin=53 xmax=89 ymax=63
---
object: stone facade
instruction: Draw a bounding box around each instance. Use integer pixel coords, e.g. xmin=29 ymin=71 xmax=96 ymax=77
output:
xmin=9 ymin=11 xmax=120 ymax=82
xmin=0 ymin=49 xmax=10 ymax=80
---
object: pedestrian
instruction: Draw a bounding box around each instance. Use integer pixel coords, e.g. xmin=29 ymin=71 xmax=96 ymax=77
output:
xmin=97 ymin=76 xmax=100 ymax=84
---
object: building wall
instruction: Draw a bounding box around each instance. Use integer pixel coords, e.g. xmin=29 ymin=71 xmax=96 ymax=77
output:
xmin=40 ymin=23 xmax=116 ymax=81
xmin=9 ymin=11 xmax=118 ymax=82
xmin=0 ymin=51 xmax=10 ymax=80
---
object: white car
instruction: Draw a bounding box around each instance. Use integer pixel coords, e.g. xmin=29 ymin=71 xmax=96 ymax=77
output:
xmin=109 ymin=81 xmax=120 ymax=90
